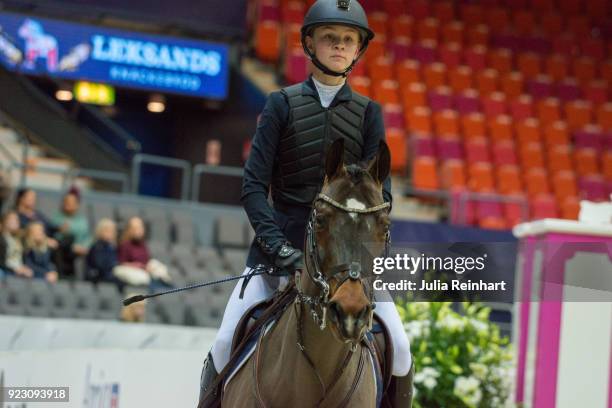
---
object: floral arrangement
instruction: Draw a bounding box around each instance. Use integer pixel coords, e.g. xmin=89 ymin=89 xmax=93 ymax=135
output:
xmin=396 ymin=301 xmax=515 ymax=408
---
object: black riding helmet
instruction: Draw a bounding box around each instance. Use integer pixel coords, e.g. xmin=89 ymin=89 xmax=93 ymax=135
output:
xmin=301 ymin=0 xmax=375 ymax=78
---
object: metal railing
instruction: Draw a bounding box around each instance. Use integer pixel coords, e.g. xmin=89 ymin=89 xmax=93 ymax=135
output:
xmin=191 ymin=164 xmax=244 ymax=202
xmin=131 ymin=153 xmax=191 ymax=201
xmin=63 ymin=168 xmax=130 ymax=193
xmin=404 ymin=185 xmax=530 ymax=226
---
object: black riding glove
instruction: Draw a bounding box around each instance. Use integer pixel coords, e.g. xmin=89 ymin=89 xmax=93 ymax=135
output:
xmin=274 ymin=243 xmax=304 ymax=273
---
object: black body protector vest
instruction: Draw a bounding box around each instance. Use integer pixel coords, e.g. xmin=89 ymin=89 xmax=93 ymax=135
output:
xmin=272 ymin=83 xmax=370 ymax=206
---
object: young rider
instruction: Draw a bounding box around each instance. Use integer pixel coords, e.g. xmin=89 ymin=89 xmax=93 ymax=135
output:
xmin=200 ymin=0 xmax=414 ymax=405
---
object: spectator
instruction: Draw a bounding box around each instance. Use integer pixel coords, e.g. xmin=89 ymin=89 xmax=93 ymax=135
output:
xmin=114 ymin=216 xmax=172 ymax=288
xmin=23 ymin=221 xmax=58 ymax=283
xmin=86 ymin=218 xmax=122 ymax=288
xmin=120 ymin=294 xmax=147 ymax=323
xmin=1 ymin=210 xmax=34 ymax=279
xmin=0 ymin=168 xmax=11 ymax=213
xmin=14 ymin=188 xmax=58 ymax=246
xmin=52 ymin=187 xmax=91 ymax=278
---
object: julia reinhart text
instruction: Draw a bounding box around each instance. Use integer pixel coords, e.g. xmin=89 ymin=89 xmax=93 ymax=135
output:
xmin=374 ymin=279 xmax=507 ymax=291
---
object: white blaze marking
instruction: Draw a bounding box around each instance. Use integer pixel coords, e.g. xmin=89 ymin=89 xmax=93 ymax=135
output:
xmin=346 ymin=198 xmax=365 ymax=221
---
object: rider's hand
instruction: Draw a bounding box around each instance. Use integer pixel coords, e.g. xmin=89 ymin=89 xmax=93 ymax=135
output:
xmin=274 ymin=243 xmax=304 ymax=273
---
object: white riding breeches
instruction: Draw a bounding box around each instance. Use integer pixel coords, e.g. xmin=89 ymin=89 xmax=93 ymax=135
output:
xmin=210 ymin=267 xmax=412 ymax=377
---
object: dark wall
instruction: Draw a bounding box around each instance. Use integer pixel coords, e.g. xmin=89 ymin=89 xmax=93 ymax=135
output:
xmin=171 ymin=69 xmax=268 ymax=204
xmin=1 ymin=0 xmax=248 ymax=40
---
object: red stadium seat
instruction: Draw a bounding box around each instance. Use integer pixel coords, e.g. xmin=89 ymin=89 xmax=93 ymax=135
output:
xmin=387 ymin=128 xmax=408 ymax=173
xmin=449 ymin=65 xmax=473 ymax=93
xmin=520 ymin=142 xmax=545 ymax=170
xmin=373 ymin=80 xmax=400 ymax=105
xmin=482 ymin=92 xmax=507 ymax=117
xmin=255 ymin=21 xmax=281 ymax=63
xmin=390 ymin=15 xmax=414 ymax=38
xmin=465 ymin=137 xmax=491 ymax=164
xmin=564 ymin=100 xmax=593 ymax=132
xmin=412 ymin=156 xmax=439 ymax=190
xmin=515 ymin=118 xmax=541 ymax=145
xmin=440 ymin=159 xmax=467 ymax=191
xmin=517 ymin=52 xmax=542 ymax=81
xmin=417 ymin=17 xmax=440 ymax=42
xmin=476 ymin=69 xmax=499 ymax=96
xmin=432 ymin=1 xmax=455 ymax=25
xmin=423 ymin=62 xmax=447 ymax=89
xmin=487 ymin=48 xmax=513 ymax=76
xmin=574 ymin=148 xmax=600 ymax=177
xmin=405 ymin=106 xmax=432 ymax=135
xmin=547 ymin=145 xmax=574 ymax=174
xmin=433 ymin=109 xmax=460 ymax=137
xmin=524 ymin=167 xmax=551 ymax=197
xmin=438 ymin=42 xmax=462 ymax=69
xmin=348 ymin=75 xmax=371 ymax=97
xmin=396 ymin=59 xmax=421 ymax=87
xmin=488 ymin=115 xmax=513 ymax=142
xmin=531 ymin=194 xmax=559 ymax=219
xmin=510 ymin=95 xmax=535 ymax=122
xmin=461 ymin=112 xmax=486 ymax=140
xmin=552 ymin=170 xmax=578 ymax=202
xmin=402 ymin=82 xmax=427 ymax=108
xmin=500 ymin=72 xmax=524 ymax=100
xmin=544 ymin=121 xmax=571 ymax=147
xmin=441 ymin=21 xmax=464 ymax=44
xmin=492 ymin=141 xmax=518 ymax=166
xmin=545 ymin=54 xmax=569 ymax=82
xmin=468 ymin=162 xmax=495 ymax=192
xmin=537 ymin=97 xmax=562 ymax=126
xmin=497 ymin=165 xmax=523 ymax=195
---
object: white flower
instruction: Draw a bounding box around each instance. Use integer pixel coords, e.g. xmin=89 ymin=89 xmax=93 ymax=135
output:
xmin=435 ymin=314 xmax=466 ymax=332
xmin=469 ymin=318 xmax=488 ymax=335
xmin=421 ymin=367 xmax=440 ymax=378
xmin=404 ymin=320 xmax=431 ymax=341
xmin=423 ymin=376 xmax=437 ymax=390
xmin=469 ymin=362 xmax=488 ymax=381
xmin=414 ymin=366 xmax=440 ymax=387
xmin=454 ymin=376 xmax=482 ymax=408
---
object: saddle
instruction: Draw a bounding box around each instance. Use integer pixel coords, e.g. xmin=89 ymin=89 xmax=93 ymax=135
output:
xmin=198 ymin=284 xmax=394 ymax=408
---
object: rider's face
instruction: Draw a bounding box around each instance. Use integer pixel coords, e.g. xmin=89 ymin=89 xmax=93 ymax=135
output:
xmin=307 ymin=25 xmax=361 ymax=72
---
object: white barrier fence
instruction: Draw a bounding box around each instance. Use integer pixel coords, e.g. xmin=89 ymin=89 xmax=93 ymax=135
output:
xmin=0 ymin=316 xmax=218 ymax=407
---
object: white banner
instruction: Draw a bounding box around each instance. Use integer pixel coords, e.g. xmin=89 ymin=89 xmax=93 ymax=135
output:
xmin=0 ymin=349 xmax=205 ymax=407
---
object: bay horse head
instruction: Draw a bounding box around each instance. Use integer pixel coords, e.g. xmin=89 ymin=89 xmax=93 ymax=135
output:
xmin=298 ymin=138 xmax=391 ymax=346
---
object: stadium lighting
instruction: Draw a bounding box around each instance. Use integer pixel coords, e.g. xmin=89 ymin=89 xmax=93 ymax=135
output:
xmin=55 ymin=83 xmax=73 ymax=101
xmin=147 ymin=94 xmax=166 ymax=113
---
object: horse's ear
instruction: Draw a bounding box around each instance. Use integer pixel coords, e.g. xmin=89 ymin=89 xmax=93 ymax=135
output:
xmin=367 ymin=141 xmax=390 ymax=184
xmin=325 ymin=138 xmax=345 ymax=181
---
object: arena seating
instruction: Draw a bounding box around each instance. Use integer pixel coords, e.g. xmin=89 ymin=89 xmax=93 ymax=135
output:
xmin=249 ymin=0 xmax=612 ymax=229
xmin=0 ymin=186 xmax=255 ymax=327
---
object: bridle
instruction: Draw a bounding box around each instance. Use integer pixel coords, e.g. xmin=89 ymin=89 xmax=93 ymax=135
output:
xmin=296 ymin=192 xmax=391 ymax=332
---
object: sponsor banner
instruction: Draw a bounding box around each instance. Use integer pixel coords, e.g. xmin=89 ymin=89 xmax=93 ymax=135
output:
xmin=0 ymin=12 xmax=229 ymax=99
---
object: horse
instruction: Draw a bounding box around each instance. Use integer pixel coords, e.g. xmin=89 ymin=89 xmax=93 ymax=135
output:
xmin=220 ymin=138 xmax=392 ymax=407
xmin=18 ymin=19 xmax=58 ymax=72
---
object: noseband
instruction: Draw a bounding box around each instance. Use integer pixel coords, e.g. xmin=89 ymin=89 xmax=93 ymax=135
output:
xmin=296 ymin=193 xmax=391 ymax=331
